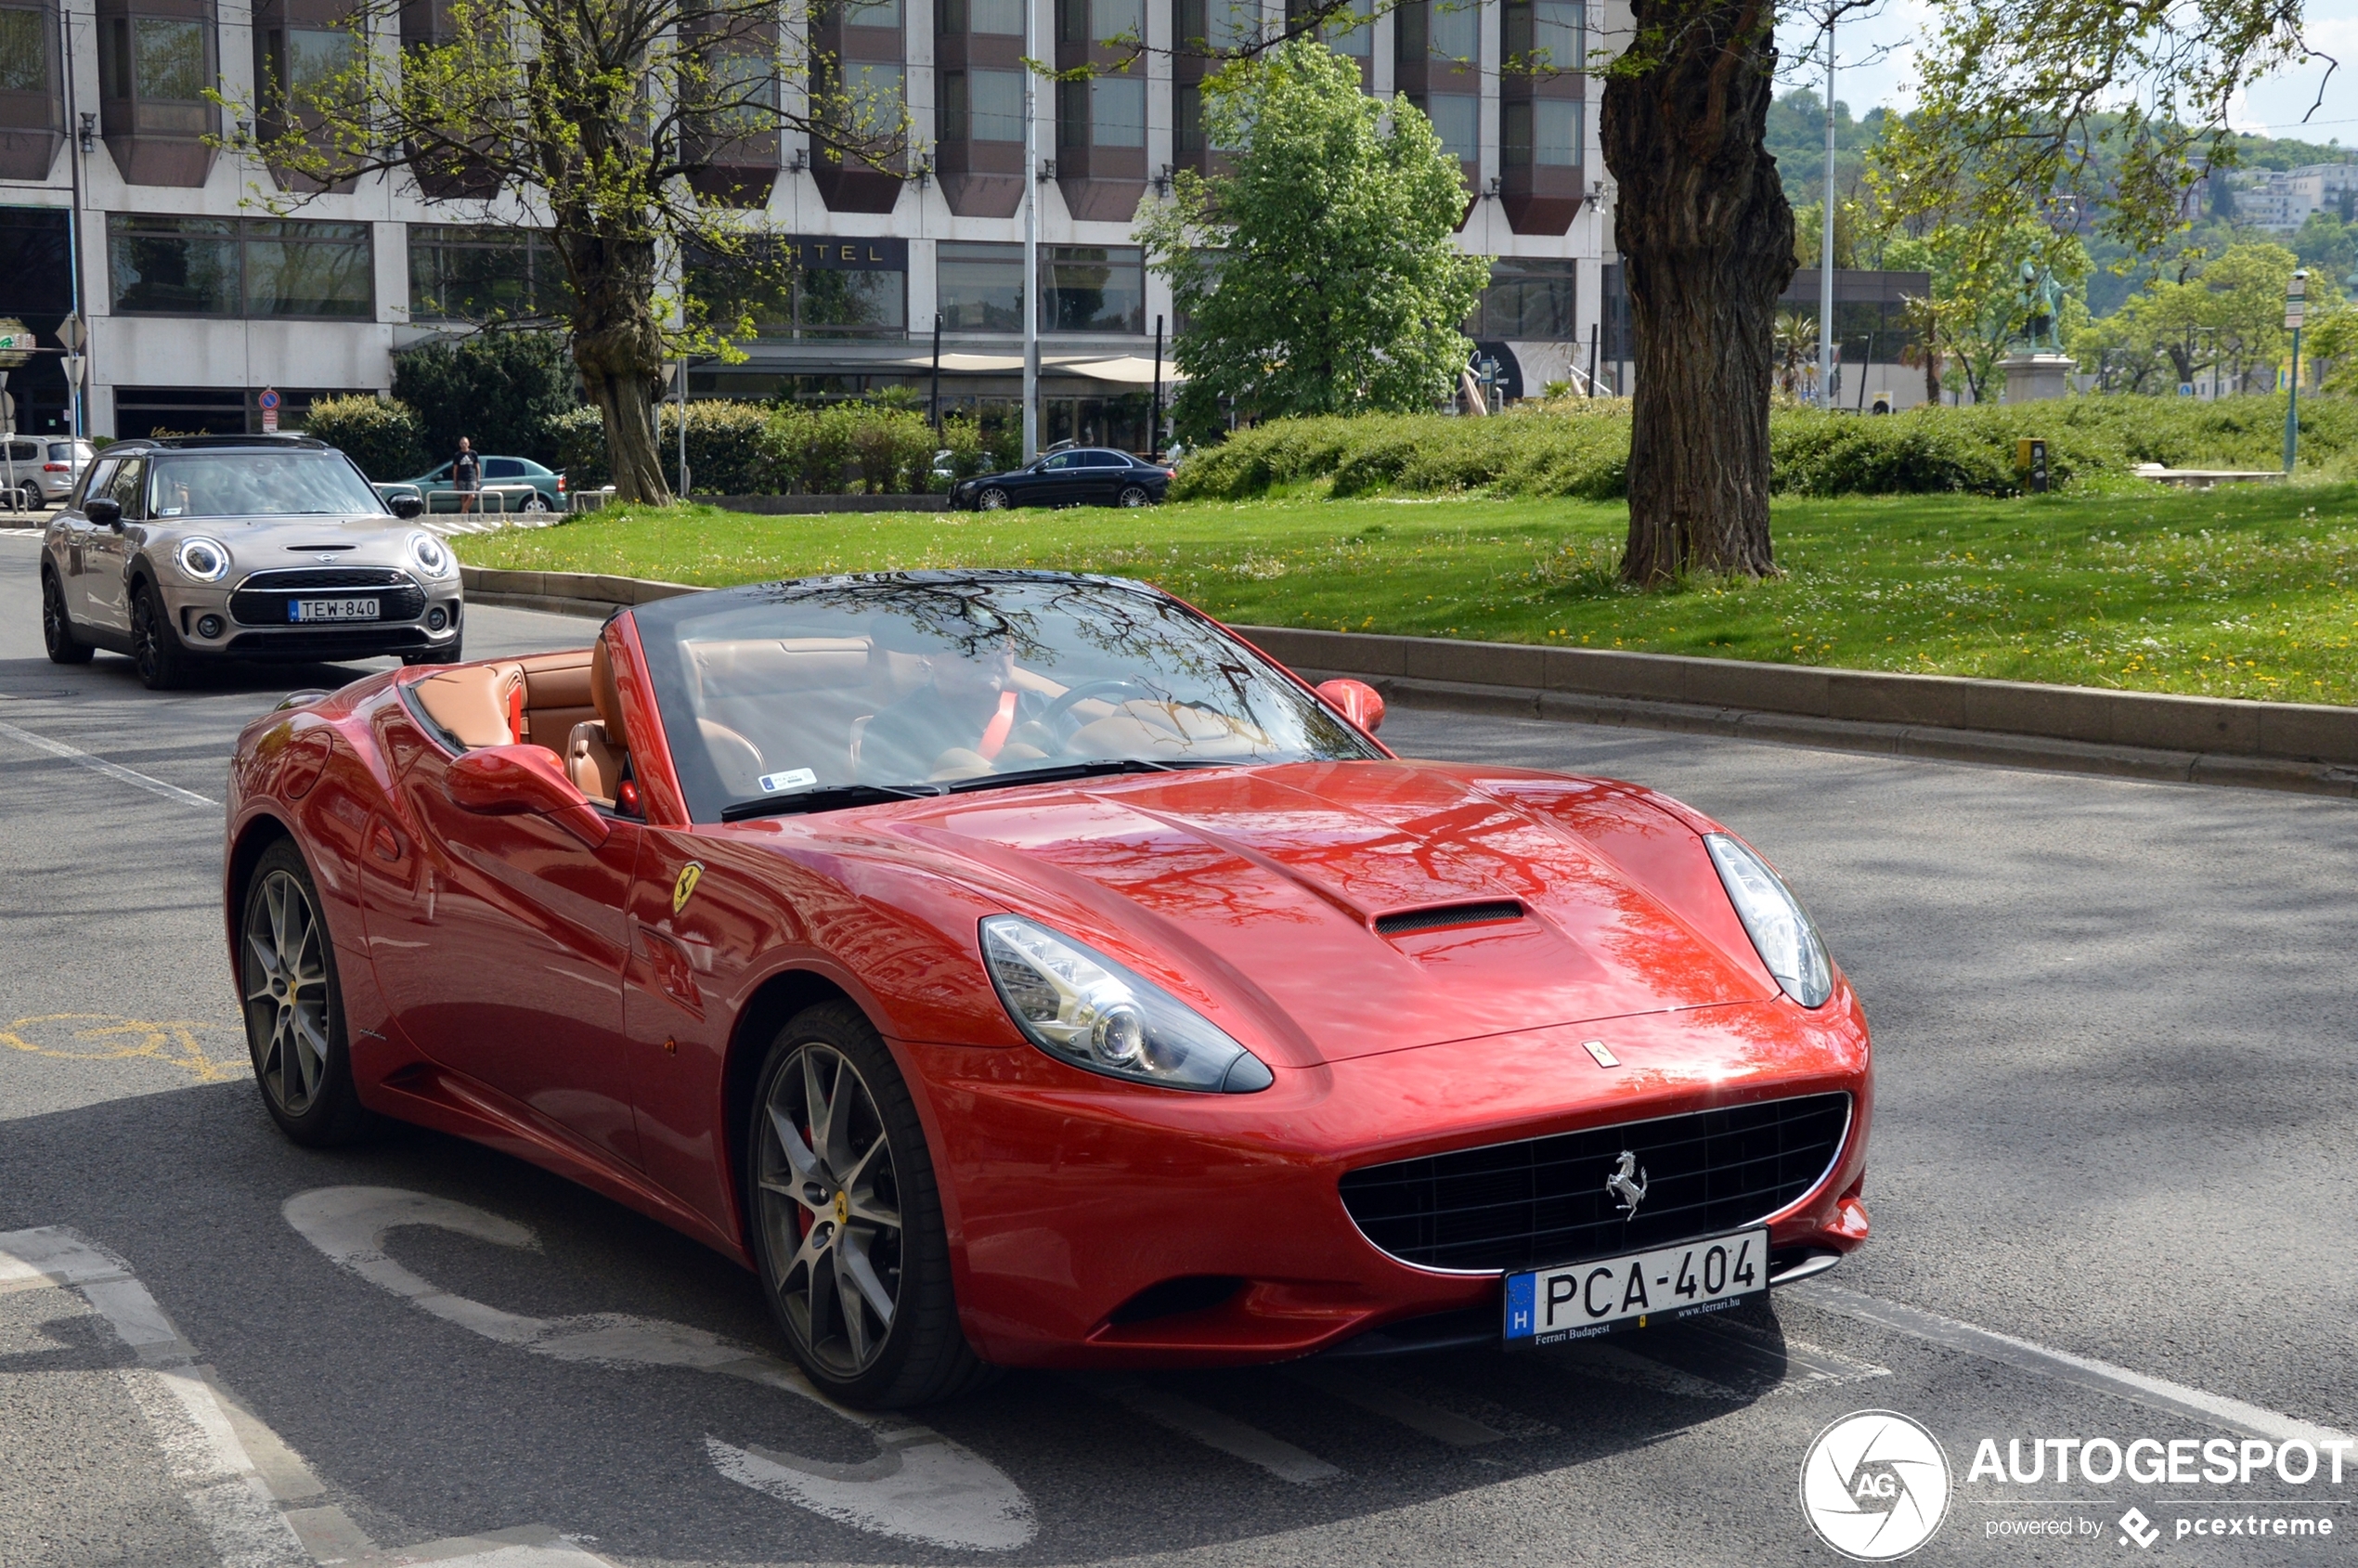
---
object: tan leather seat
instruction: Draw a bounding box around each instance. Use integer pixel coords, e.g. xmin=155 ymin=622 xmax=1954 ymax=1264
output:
xmin=516 ymin=649 xmax=597 ymax=751
xmin=413 ymin=661 xmax=525 ymax=750
xmin=564 ymin=637 xmax=629 ymax=807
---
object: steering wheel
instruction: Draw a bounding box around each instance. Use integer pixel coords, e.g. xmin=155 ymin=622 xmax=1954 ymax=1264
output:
xmin=1042 ymin=679 xmax=1153 ymax=731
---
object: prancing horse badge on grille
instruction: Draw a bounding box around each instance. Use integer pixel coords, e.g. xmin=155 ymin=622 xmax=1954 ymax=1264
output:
xmin=1606 ymin=1151 xmax=1649 ymax=1216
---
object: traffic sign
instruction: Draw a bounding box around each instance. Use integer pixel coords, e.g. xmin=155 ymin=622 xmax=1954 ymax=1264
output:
xmin=60 ymin=354 xmax=84 ymax=387
xmin=258 ymin=386 xmax=281 ymax=410
xmin=56 ymin=312 xmax=84 ymax=353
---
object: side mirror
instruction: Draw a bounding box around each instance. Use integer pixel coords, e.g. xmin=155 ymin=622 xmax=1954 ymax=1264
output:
xmin=85 ymin=496 xmax=122 ymax=529
xmin=1316 ymin=678 xmax=1385 ymax=733
xmin=389 ymin=493 xmax=425 ymax=520
xmin=444 ymin=744 xmax=609 ymax=848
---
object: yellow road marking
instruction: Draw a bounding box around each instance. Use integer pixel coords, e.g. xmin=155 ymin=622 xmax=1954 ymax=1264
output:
xmin=0 ymin=1014 xmax=247 ymax=1082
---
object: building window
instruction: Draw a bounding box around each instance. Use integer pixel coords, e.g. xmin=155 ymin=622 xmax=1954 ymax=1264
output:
xmin=109 ymin=214 xmax=372 ymax=318
xmin=970 ymin=0 xmax=1022 ymax=30
xmin=103 ymin=15 xmax=208 ymax=102
xmin=937 ymin=240 xmax=1023 ymax=331
xmin=1175 ymin=82 xmax=1201 ymax=153
xmin=1502 ymin=97 xmax=1577 ymax=166
xmin=1176 ymin=0 xmax=1254 ymax=50
xmin=0 ymin=6 xmax=51 ymax=93
xmin=953 ymin=67 xmax=1024 ymax=139
xmin=689 ymin=238 xmax=907 ymax=337
xmin=1093 ymin=75 xmax=1145 ymax=146
xmin=258 ymin=24 xmax=357 ymax=119
xmin=1426 ymin=0 xmax=1475 ymax=59
xmin=843 ymin=0 xmax=900 ymax=25
xmin=408 ymin=225 xmax=569 ymax=321
xmin=1327 ymin=0 xmax=1370 ymax=56
xmin=1043 ymin=244 xmax=1144 ymax=333
xmin=1503 ymin=0 xmax=1580 ymax=71
xmin=1417 ymin=92 xmax=1476 ymax=161
xmin=1471 ymin=258 xmax=1576 ymax=338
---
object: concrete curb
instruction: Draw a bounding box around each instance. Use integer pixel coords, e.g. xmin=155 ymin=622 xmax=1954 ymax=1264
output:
xmin=454 ymin=565 xmax=2358 ymax=798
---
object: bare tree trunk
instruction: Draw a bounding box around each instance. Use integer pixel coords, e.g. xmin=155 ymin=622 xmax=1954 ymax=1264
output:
xmin=564 ymin=228 xmax=672 ymax=504
xmin=1600 ymin=0 xmax=1793 ymax=586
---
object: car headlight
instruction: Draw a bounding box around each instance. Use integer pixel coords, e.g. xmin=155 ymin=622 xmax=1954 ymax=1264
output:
xmin=408 ymin=530 xmax=456 ymax=578
xmin=1704 ymin=834 xmax=1833 ymax=1008
xmin=980 ymin=914 xmax=1275 ymax=1093
xmin=175 ymin=537 xmax=231 ymax=582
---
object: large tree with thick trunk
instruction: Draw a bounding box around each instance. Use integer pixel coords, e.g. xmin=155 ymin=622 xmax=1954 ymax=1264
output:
xmin=240 ymin=0 xmax=898 ymax=502
xmin=1600 ymin=0 xmax=1792 ymax=585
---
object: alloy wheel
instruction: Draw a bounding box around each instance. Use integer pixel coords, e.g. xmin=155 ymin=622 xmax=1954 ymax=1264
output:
xmin=756 ymin=1043 xmax=904 ymax=1378
xmin=132 ymin=596 xmax=162 ymax=683
xmin=979 ymin=488 xmax=1009 ymax=511
xmin=242 ymin=869 xmax=331 ymax=1116
xmin=1118 ymin=485 xmax=1150 ymax=508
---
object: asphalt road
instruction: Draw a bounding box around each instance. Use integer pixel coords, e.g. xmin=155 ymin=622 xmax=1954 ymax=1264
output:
xmin=4 ymin=528 xmax=2355 ymax=1568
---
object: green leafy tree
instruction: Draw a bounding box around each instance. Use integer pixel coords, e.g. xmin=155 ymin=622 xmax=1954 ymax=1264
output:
xmin=392 ymin=332 xmax=582 ymax=467
xmin=1139 ymin=40 xmax=1490 ymax=445
xmin=236 ymin=0 xmax=904 ymax=502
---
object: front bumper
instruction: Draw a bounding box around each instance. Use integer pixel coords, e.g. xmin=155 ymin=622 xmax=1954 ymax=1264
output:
xmin=905 ymin=989 xmax=1873 ymax=1368
xmin=164 ymin=572 xmax=464 ymax=662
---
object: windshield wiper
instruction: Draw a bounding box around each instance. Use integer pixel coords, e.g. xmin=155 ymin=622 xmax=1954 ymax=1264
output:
xmin=940 ymin=758 xmax=1229 ymax=795
xmin=720 ymin=782 xmax=945 ymax=822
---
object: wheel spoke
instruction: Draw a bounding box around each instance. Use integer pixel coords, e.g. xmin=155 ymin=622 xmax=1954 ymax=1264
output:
xmin=819 ymin=1059 xmax=862 ymax=1176
xmin=836 ymin=1227 xmax=898 ymax=1325
xmin=291 ymin=1010 xmax=330 ymax=1099
xmin=265 ymin=877 xmax=290 ymax=960
xmin=801 ymin=1048 xmax=836 ymax=1175
xmin=835 ymin=1245 xmax=873 ymax=1364
xmin=764 ymin=1104 xmax=823 ymax=1186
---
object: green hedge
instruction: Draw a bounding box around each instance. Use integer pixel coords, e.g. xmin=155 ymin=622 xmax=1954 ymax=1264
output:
xmin=551 ymin=399 xmax=946 ymax=495
xmin=300 ymin=395 xmax=429 ymax=481
xmin=1171 ymin=395 xmax=2358 ymax=501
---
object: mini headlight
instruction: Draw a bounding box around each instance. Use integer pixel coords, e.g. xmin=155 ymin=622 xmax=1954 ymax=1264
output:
xmin=175 ymin=537 xmax=230 ymax=582
xmin=1704 ymin=834 xmax=1833 ymax=1008
xmin=407 ymin=530 xmax=455 ymax=578
xmin=979 ymin=915 xmax=1275 ymax=1093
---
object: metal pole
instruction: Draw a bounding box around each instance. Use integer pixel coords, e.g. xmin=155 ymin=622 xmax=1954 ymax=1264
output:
xmin=2 ymin=370 xmax=14 ymax=512
xmin=1587 ymin=320 xmax=1599 ymax=397
xmin=1021 ymin=4 xmax=1040 ymax=463
xmin=61 ymin=0 xmax=87 ymax=441
xmin=1857 ymin=331 xmax=1872 ymax=410
xmin=1151 ymin=313 xmax=1162 ymax=455
xmin=1818 ymin=17 xmax=1836 ymax=410
xmin=2284 ymin=269 xmax=2306 ymax=473
xmin=676 ymin=358 xmax=689 ymax=499
xmin=929 ymin=314 xmax=942 ymax=434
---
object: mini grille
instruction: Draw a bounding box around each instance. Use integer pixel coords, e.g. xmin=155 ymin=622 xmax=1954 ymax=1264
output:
xmin=230 ymin=567 xmax=425 ymax=627
xmin=1375 ymin=901 xmax=1524 ymax=937
xmin=1339 ymin=1092 xmax=1851 ymax=1273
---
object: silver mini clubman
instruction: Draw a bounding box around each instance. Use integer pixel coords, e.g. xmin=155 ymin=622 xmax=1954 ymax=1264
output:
xmin=39 ymin=434 xmax=466 ymax=689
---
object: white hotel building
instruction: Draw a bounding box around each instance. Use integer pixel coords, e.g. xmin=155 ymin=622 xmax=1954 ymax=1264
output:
xmin=0 ymin=0 xmax=1616 ymax=447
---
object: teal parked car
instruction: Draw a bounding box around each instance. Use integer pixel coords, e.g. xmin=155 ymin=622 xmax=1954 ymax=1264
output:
xmin=385 ymin=455 xmax=566 ymax=514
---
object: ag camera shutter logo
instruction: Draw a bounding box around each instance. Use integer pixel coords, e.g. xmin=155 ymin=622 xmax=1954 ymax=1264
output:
xmin=1800 ymin=1410 xmax=1952 ymax=1560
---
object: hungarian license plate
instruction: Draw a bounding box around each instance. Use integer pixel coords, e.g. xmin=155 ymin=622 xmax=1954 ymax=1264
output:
xmin=290 ymin=597 xmax=380 ymax=623
xmin=1503 ymin=1227 xmax=1767 ymax=1348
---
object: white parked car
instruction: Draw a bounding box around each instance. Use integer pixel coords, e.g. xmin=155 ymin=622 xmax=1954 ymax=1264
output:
xmin=4 ymin=436 xmax=95 ymax=507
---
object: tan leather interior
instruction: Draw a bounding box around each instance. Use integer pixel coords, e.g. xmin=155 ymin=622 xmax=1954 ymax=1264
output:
xmin=411 ymin=661 xmax=525 ymax=750
xmin=566 ymin=720 xmax=624 ymax=805
xmin=516 ymin=649 xmax=597 ymax=750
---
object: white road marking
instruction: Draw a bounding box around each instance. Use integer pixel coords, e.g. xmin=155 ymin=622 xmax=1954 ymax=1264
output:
xmin=1081 ymin=1377 xmax=1346 ymax=1485
xmin=1797 ymin=1281 xmax=2353 ymax=1445
xmin=0 ymin=717 xmax=220 ymax=808
xmin=1548 ymin=1341 xmax=1749 ymax=1401
xmin=1285 ymin=1365 xmax=1507 ymax=1446
xmin=0 ymin=1225 xmax=624 ymax=1568
xmin=282 ymin=1186 xmax=1037 ymax=1551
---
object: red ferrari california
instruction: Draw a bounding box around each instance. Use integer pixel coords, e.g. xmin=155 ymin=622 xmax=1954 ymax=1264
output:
xmin=225 ymin=570 xmax=1871 ymax=1408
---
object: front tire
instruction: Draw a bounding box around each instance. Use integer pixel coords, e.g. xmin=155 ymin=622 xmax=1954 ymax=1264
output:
xmin=131 ymin=580 xmax=196 ymax=690
xmin=240 ymin=839 xmax=375 ymax=1147
xmin=978 ymin=486 xmax=1011 ymax=512
xmin=42 ymin=570 xmax=94 ymax=665
xmin=748 ymin=1002 xmax=992 ymax=1408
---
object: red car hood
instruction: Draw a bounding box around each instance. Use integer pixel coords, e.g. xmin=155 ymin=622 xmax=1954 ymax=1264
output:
xmin=890 ymin=761 xmax=1777 ymax=1063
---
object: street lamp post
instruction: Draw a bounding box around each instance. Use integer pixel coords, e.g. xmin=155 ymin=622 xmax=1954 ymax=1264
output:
xmin=1817 ymin=19 xmax=1836 ymax=410
xmin=1021 ymin=0 xmax=1041 ymax=463
xmin=2283 ymin=269 xmax=2306 ymax=474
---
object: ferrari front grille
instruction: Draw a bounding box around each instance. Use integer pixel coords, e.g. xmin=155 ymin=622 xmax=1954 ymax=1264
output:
xmin=1338 ymin=1092 xmax=1852 ymax=1274
xmin=229 ymin=567 xmax=426 ymax=627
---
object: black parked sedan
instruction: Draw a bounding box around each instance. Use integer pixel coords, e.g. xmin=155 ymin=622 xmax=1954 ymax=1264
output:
xmin=950 ymin=447 xmax=1173 ymax=511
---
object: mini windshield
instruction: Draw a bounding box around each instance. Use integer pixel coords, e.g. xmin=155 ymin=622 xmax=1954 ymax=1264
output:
xmin=635 ymin=574 xmax=1383 ymax=822
xmin=146 ymin=453 xmax=388 ymax=518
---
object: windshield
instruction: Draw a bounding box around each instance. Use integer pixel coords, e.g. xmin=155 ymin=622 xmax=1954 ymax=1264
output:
xmin=635 ymin=574 xmax=1382 ymax=823
xmin=147 ymin=453 xmax=388 ymax=519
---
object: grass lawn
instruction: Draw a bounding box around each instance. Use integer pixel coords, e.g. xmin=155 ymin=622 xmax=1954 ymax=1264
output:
xmin=456 ymin=480 xmax=2358 ymax=706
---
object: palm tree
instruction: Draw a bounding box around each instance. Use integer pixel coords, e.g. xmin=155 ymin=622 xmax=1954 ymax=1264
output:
xmin=1773 ymin=311 xmax=1820 ymax=399
xmin=1898 ymin=295 xmax=1945 ymax=406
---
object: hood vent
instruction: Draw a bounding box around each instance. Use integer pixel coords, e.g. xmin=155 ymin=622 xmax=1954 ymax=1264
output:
xmin=1375 ymin=901 xmax=1525 ymax=938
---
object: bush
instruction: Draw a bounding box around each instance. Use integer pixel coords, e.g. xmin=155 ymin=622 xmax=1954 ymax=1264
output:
xmin=1170 ymin=395 xmax=2358 ymax=500
xmin=300 ymin=395 xmax=428 ymax=480
xmin=656 ymin=399 xmax=773 ymax=495
xmin=548 ymin=405 xmax=610 ymax=488
xmin=392 ymin=331 xmax=582 ymax=466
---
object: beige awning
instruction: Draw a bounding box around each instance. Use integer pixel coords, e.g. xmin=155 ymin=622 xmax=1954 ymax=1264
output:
xmin=1046 ymin=355 xmax=1186 ymax=385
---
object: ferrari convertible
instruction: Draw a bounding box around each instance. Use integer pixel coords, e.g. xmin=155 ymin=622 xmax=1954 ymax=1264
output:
xmin=224 ymin=570 xmax=1872 ymax=1408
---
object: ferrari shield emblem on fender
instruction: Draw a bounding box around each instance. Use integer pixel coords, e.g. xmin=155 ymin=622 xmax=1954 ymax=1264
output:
xmin=673 ymin=862 xmax=705 ymax=915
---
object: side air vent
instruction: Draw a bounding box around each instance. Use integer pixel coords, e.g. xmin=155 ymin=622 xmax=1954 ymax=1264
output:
xmin=1375 ymin=901 xmax=1525 ymax=938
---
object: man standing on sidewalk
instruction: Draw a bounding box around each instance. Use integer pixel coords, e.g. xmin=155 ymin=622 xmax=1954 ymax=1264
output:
xmin=451 ymin=437 xmax=481 ymax=517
